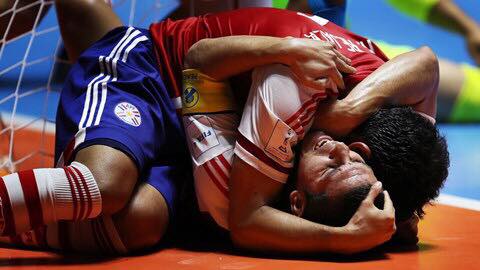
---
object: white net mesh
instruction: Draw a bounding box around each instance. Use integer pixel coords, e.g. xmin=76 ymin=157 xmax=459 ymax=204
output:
xmin=0 ymin=0 xmax=178 ymax=174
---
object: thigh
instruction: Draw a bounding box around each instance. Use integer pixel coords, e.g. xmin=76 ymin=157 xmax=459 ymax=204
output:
xmin=74 ymin=145 xmax=138 ymax=214
xmin=113 ymin=182 xmax=170 ymax=251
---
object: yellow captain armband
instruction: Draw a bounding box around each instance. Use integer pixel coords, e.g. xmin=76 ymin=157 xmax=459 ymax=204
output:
xmin=182 ymin=69 xmax=237 ymax=115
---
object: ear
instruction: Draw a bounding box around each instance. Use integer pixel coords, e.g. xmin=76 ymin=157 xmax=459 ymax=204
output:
xmin=290 ymin=190 xmax=306 ymax=217
xmin=348 ymin=141 xmax=372 ymax=159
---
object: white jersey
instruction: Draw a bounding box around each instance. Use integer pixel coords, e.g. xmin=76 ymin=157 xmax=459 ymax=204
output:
xmin=182 ymin=65 xmax=325 ymax=229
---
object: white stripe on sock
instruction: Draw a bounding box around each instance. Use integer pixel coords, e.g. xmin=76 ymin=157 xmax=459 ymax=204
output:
xmin=2 ymin=173 xmax=29 ymax=234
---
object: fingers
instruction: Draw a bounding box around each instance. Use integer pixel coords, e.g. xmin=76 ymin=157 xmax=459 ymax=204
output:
xmin=382 ymin=190 xmax=395 ymax=217
xmin=310 ymin=77 xmax=338 ymax=97
xmin=333 ymin=50 xmax=356 ymax=72
xmin=334 ymin=56 xmax=357 ymax=74
xmin=333 ymin=49 xmax=356 ymax=73
xmin=364 ymin=181 xmax=383 ymax=204
xmin=325 ymin=79 xmax=339 ymax=97
xmin=333 ymin=49 xmax=351 ymax=64
xmin=327 ymin=66 xmax=346 ymax=90
xmin=309 ymin=78 xmax=329 ymax=96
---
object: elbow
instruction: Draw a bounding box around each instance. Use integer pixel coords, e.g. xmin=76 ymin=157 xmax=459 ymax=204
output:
xmin=184 ymin=42 xmax=200 ymax=69
xmin=417 ymin=46 xmax=439 ymax=76
xmin=184 ymin=39 xmax=210 ymax=69
xmin=229 ymin=217 xmax=251 ymax=249
xmin=230 ymin=226 xmax=247 ymax=249
xmin=417 ymin=46 xmax=440 ymax=92
xmin=183 ymin=46 xmax=196 ymax=69
xmin=229 ymin=212 xmax=259 ymax=250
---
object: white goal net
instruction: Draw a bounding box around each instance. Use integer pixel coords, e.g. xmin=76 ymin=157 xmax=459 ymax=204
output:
xmin=0 ymin=0 xmax=178 ymax=175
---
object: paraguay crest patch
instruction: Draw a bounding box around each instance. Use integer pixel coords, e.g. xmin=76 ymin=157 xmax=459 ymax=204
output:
xmin=114 ymin=102 xmax=142 ymax=127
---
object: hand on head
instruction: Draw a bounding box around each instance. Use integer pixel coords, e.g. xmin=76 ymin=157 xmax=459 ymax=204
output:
xmin=336 ymin=182 xmax=396 ymax=254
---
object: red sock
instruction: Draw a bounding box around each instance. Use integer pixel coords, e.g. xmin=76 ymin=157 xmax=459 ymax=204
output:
xmin=0 ymin=216 xmax=127 ymax=255
xmin=0 ymin=162 xmax=101 ymax=236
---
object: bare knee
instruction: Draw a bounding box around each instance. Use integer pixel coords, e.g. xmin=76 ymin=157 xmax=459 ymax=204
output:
xmin=113 ymin=184 xmax=170 ymax=252
xmin=55 ymin=0 xmax=122 ymax=61
xmin=75 ymin=145 xmax=139 ymax=215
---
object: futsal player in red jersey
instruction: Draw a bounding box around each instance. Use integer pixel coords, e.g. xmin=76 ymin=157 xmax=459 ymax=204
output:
xmin=0 ymin=0 xmax=447 ymax=256
xmin=148 ymin=7 xmax=445 ymax=253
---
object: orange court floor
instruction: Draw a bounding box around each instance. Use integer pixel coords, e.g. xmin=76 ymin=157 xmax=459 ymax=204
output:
xmin=0 ymin=204 xmax=478 ymax=270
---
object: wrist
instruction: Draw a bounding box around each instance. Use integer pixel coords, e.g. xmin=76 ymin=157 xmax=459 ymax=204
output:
xmin=263 ymin=37 xmax=291 ymax=66
xmin=329 ymin=225 xmax=355 ymax=253
xmin=342 ymin=92 xmax=383 ymax=122
xmin=270 ymin=37 xmax=303 ymax=67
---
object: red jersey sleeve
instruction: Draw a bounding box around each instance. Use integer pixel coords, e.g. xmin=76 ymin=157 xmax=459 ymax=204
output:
xmin=149 ymin=8 xmax=390 ymax=102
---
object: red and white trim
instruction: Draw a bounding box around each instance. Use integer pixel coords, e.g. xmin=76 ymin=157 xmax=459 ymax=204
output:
xmin=285 ymin=92 xmax=324 ymax=138
xmin=60 ymin=162 xmax=101 ymax=220
xmin=0 ymin=163 xmax=100 ymax=236
xmin=235 ymin=136 xmax=290 ymax=183
xmin=18 ymin=170 xmax=44 ymax=230
xmin=202 ymin=158 xmax=229 ymax=198
xmin=1 ymin=172 xmax=39 ymax=235
xmin=0 ymin=174 xmax=22 ymax=235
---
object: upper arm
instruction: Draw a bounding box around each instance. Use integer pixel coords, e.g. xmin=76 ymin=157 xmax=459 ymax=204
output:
xmin=229 ymin=64 xmax=320 ymax=227
xmin=228 ymin=157 xmax=284 ymax=232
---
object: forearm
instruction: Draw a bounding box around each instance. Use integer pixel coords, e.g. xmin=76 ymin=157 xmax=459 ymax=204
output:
xmin=330 ymin=47 xmax=438 ymax=123
xmin=184 ymin=36 xmax=289 ymax=80
xmin=428 ymin=0 xmax=479 ymax=35
xmin=230 ymin=205 xmax=346 ymax=254
xmin=229 ymin=158 xmax=348 ymax=254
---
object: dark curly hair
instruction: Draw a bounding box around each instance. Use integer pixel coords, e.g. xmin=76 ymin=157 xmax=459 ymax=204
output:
xmin=346 ymin=106 xmax=449 ymax=221
xmin=302 ymin=184 xmax=385 ymax=227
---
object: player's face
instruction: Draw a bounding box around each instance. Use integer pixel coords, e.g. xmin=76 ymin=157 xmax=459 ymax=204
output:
xmin=297 ymin=131 xmax=377 ymax=198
